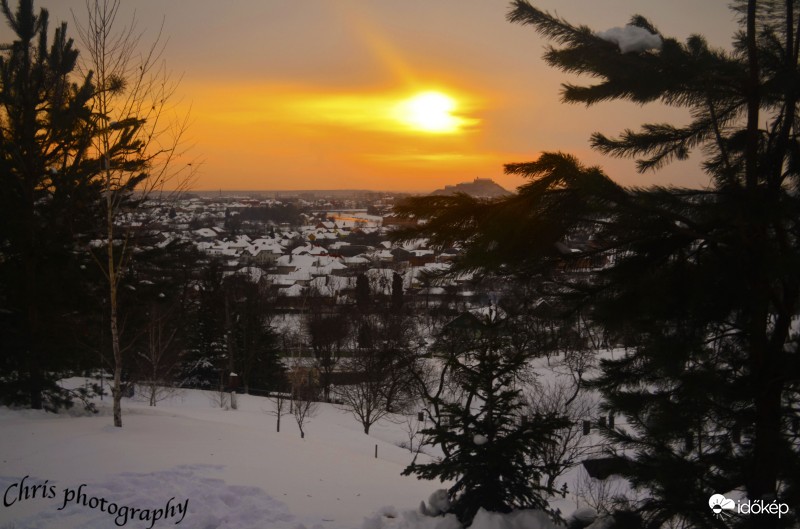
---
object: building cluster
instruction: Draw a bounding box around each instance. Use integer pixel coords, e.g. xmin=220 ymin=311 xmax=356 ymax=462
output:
xmin=133 ymin=193 xmax=483 ymax=311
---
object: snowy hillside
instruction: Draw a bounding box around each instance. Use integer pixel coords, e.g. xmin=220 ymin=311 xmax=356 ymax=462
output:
xmin=0 ymin=381 xmax=594 ymax=529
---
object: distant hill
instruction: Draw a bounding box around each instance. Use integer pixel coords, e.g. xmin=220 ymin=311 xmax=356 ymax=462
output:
xmin=430 ymin=178 xmax=510 ymax=198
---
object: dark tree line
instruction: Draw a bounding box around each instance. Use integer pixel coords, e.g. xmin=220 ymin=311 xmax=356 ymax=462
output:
xmin=176 ymin=260 xmax=286 ymax=396
xmin=237 ymin=204 xmax=303 ymax=226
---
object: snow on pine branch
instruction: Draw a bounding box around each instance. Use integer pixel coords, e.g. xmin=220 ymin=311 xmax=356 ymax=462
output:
xmin=595 ymin=25 xmax=662 ymax=53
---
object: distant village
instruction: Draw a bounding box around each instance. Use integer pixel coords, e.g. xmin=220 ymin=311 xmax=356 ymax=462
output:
xmin=123 ymin=178 xmax=512 ymax=314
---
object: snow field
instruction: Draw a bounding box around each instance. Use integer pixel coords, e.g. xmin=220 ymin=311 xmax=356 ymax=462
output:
xmin=0 ymin=387 xmax=441 ymax=529
xmin=0 ymin=365 xmax=611 ymax=529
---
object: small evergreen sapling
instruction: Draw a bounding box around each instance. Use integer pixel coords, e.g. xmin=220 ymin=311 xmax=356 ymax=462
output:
xmin=403 ymin=309 xmax=568 ymax=525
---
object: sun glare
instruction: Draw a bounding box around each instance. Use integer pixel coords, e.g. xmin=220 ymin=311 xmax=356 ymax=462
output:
xmin=396 ymin=91 xmax=463 ymax=134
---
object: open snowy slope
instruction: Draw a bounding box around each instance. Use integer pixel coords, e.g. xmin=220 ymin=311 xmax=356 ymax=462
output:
xmin=0 ymin=386 xmax=443 ymax=529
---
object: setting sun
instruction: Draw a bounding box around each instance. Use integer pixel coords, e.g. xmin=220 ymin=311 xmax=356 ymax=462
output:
xmin=396 ymin=91 xmax=463 ymax=134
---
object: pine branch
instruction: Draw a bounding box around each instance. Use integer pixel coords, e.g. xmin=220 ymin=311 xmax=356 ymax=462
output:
xmin=506 ymin=1 xmax=597 ymax=48
xmin=590 ymin=104 xmax=741 ymax=173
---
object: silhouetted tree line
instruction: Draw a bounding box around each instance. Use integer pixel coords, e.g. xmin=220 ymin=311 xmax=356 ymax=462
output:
xmin=237 ymin=204 xmax=303 ymax=226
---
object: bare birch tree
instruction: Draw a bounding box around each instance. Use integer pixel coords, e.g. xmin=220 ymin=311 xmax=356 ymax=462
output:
xmin=289 ymin=364 xmax=318 ymax=439
xmin=267 ymin=392 xmax=289 ymax=433
xmin=136 ymin=305 xmax=180 ymax=407
xmin=335 ymin=314 xmax=417 ymax=434
xmin=292 ymin=390 xmax=317 ymax=439
xmin=524 ymin=381 xmax=595 ymax=494
xmin=73 ymin=0 xmax=196 ymax=427
xmin=335 ymin=350 xmax=392 ymax=435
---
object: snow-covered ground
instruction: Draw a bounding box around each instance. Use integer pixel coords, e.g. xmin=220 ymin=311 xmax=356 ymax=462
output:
xmin=0 ymin=381 xmax=588 ymax=529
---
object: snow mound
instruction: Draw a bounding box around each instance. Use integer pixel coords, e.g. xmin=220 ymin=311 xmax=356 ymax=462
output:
xmin=595 ymin=25 xmax=662 ymax=53
xmin=362 ymin=507 xmax=564 ymax=529
xmin=470 ymin=508 xmax=560 ymax=529
xmin=570 ymin=506 xmax=598 ymax=525
xmin=362 ymin=508 xmax=461 ymax=529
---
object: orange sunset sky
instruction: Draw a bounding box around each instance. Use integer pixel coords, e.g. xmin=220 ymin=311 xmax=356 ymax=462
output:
xmin=13 ymin=2 xmax=736 ymax=192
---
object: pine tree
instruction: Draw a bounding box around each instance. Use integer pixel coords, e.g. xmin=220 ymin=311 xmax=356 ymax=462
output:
xmin=306 ymin=302 xmax=349 ymax=402
xmin=181 ymin=260 xmax=227 ymax=389
xmin=355 ymin=273 xmax=371 ymax=313
xmin=0 ymin=0 xmax=100 ymax=410
xmin=403 ymin=309 xmax=568 ymax=526
xmin=395 ymin=2 xmax=800 ymax=527
xmin=224 ymin=273 xmax=286 ymax=394
xmin=391 ymin=272 xmax=404 ymax=314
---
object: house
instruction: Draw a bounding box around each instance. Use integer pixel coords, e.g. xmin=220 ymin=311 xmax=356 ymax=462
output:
xmin=382 ymin=214 xmax=418 ymax=228
xmin=409 ymin=249 xmax=435 ymax=267
xmin=243 ymin=238 xmax=284 ymax=266
xmin=342 ymin=256 xmax=370 ymax=273
xmin=193 ymin=228 xmax=217 ymax=241
xmin=275 ymin=254 xmax=316 ymax=275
